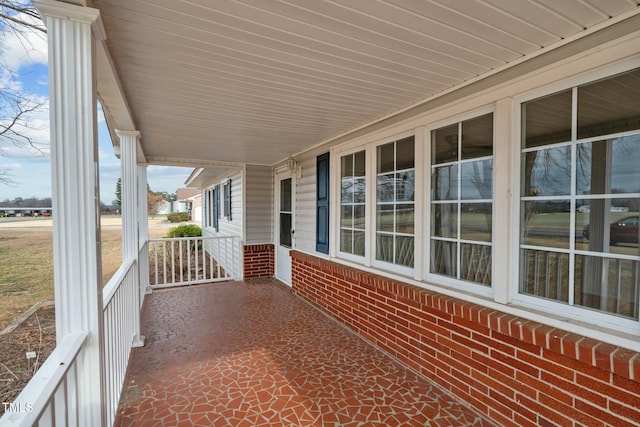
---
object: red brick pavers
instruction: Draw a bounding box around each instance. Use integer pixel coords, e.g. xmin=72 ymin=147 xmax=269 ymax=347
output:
xmin=115 ymin=279 xmax=495 ymax=426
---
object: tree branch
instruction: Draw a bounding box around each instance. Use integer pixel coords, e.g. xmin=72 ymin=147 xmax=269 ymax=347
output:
xmin=0 ymin=11 xmax=45 ymax=33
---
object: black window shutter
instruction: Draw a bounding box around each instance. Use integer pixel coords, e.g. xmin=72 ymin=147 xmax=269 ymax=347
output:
xmin=316 ymin=152 xmax=330 ymax=254
xmin=214 ymin=185 xmax=220 ymax=232
xmin=225 ymin=178 xmax=232 ymax=221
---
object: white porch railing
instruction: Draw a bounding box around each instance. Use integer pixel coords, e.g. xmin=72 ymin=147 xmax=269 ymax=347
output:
xmin=0 ymin=333 xmax=87 ymax=426
xmin=149 ymin=235 xmax=241 ymax=289
xmin=0 ymin=257 xmax=143 ymax=427
xmin=0 ymin=236 xmax=242 ymax=426
xmin=102 ymin=257 xmax=139 ymax=426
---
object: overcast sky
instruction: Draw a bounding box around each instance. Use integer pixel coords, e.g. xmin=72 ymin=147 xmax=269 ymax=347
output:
xmin=0 ymin=5 xmax=192 ymax=204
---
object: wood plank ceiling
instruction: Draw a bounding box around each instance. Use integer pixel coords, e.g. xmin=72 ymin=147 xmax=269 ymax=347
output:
xmin=89 ymin=0 xmax=640 ymax=167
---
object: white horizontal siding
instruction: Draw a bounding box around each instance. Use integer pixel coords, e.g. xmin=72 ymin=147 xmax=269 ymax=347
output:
xmin=201 ymin=169 xmax=243 ymax=239
xmin=293 ymin=149 xmax=330 ymax=255
xmin=245 ymin=165 xmax=273 ymax=244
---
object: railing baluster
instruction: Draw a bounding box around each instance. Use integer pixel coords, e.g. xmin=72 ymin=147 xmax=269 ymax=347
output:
xmin=194 ymin=239 xmax=199 ymax=281
xmin=147 ymin=235 xmax=240 ymax=289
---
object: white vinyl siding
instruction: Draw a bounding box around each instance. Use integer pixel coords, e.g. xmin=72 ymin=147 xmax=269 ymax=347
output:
xmin=202 ymin=169 xmax=243 ymax=239
xmin=294 ymin=153 xmax=319 ymax=254
xmin=245 ymin=165 xmax=273 ymax=244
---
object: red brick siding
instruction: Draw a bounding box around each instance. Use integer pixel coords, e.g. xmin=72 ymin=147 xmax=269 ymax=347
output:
xmin=243 ymin=244 xmax=274 ymax=279
xmin=291 ymin=251 xmax=640 ymax=427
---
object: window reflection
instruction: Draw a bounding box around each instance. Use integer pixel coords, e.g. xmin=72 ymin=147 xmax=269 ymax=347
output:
xmin=433 ymin=123 xmax=458 ymax=164
xmin=430 ymin=114 xmax=493 ymax=286
xmin=376 ymin=137 xmax=415 ymax=267
xmin=433 ymin=165 xmax=458 ymax=201
xmin=523 ymin=90 xmax=572 ymax=148
xmin=340 ymin=151 xmax=366 ymax=257
xmin=461 ymin=160 xmax=492 ymax=200
xmin=522 ymin=146 xmax=571 ymax=197
xmin=519 ymin=67 xmax=640 ymax=320
xmin=576 ymin=136 xmax=640 ymax=196
xmin=520 ymin=200 xmax=571 ymax=249
xmin=578 ymin=68 xmax=640 ymax=139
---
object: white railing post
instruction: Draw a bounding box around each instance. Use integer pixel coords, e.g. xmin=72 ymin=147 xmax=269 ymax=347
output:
xmin=117 ymin=130 xmax=145 ymax=348
xmin=34 ymin=1 xmax=106 ymax=425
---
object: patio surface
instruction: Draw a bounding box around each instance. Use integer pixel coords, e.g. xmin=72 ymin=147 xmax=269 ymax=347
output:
xmin=115 ymin=279 xmax=495 ymax=426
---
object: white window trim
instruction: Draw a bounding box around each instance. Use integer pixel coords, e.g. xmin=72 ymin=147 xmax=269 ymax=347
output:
xmin=334 ymin=146 xmax=368 ymax=263
xmin=423 ymin=106 xmax=496 ymax=299
xmin=370 ymin=131 xmax=416 ymax=277
xmin=510 ymin=63 xmax=640 ymax=335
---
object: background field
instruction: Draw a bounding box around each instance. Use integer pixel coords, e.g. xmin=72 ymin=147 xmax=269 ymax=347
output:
xmin=0 ymin=216 xmax=174 ymax=331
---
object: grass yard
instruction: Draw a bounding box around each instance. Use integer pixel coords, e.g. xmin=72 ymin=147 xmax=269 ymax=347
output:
xmin=0 ymin=218 xmax=173 ymax=331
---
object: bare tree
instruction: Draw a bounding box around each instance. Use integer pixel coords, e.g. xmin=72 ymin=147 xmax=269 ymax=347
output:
xmin=0 ymin=1 xmax=46 ymax=184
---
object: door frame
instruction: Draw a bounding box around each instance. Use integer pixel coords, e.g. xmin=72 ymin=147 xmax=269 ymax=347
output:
xmin=274 ymin=169 xmax=295 ymax=285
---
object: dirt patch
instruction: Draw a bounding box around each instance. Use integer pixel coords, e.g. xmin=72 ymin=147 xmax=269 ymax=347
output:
xmin=0 ymin=219 xmax=177 ymax=412
xmin=0 ymin=305 xmax=55 ymax=415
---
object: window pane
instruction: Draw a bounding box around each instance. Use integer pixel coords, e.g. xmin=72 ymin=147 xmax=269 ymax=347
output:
xmin=377 ymin=142 xmax=394 ymax=173
xmin=578 ymin=68 xmax=640 ymax=140
xmin=396 ymin=171 xmax=415 ymax=202
xmin=522 ymin=147 xmax=572 ymax=197
xmin=353 ymin=204 xmax=366 ymax=230
xmin=433 ymin=123 xmax=458 ymax=164
xmin=461 ymin=160 xmax=492 ymax=200
xmin=576 ymin=136 xmax=640 ymax=196
xmin=353 ymin=178 xmax=366 ymax=203
xmin=280 ymin=178 xmax=292 ymax=212
xmin=280 ymin=213 xmax=292 ymax=248
xmin=395 ymin=236 xmax=414 ymax=267
xmin=521 ymin=200 xmax=570 ymax=249
xmin=396 ymin=204 xmax=414 ymax=234
xmin=353 ymin=231 xmax=365 ymax=257
xmin=432 ymin=165 xmax=458 ymax=201
xmin=354 ymin=150 xmax=366 ymax=176
xmin=460 ymin=203 xmax=492 ymax=242
xmin=377 ymin=174 xmax=395 ymax=202
xmin=341 ymin=205 xmax=353 ymax=227
xmin=341 ymin=154 xmax=353 ymax=178
xmin=376 ymin=233 xmax=394 ymax=263
xmin=574 ymin=254 xmax=639 ymax=319
xmin=462 ymin=113 xmax=493 ymax=159
xmin=340 ymin=229 xmax=353 ymax=254
xmin=431 ymin=240 xmax=457 ymax=277
xmin=396 ymin=136 xmax=415 ymax=170
xmin=432 ymin=203 xmax=458 ymax=238
xmin=523 ymin=89 xmax=572 ymax=148
xmin=577 ymin=203 xmax=639 ymax=255
xmin=460 ymin=243 xmax=491 ymax=286
xmin=519 ymin=248 xmax=569 ymax=303
xmin=376 ymin=205 xmax=394 ymax=232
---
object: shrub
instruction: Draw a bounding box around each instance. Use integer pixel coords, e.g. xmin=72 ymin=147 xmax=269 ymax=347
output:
xmin=167 ymin=211 xmax=191 ymax=223
xmin=165 ymin=224 xmax=202 ymax=238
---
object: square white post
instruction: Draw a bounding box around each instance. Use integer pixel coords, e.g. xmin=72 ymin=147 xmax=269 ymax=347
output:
xmin=138 ymin=163 xmax=151 ymax=298
xmin=116 ymin=130 xmax=145 ymax=347
xmin=35 ymin=1 xmax=106 ymax=425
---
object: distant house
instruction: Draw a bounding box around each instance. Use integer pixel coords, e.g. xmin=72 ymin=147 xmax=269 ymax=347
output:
xmin=176 ymin=188 xmax=201 ymax=220
xmin=153 ymin=199 xmax=172 ymax=215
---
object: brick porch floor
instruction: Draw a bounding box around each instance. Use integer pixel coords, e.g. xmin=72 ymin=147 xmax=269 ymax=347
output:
xmin=115 ymin=279 xmax=495 ymax=426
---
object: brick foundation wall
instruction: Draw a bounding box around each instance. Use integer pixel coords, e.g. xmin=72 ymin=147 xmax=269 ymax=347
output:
xmin=243 ymin=244 xmax=274 ymax=279
xmin=291 ymin=251 xmax=640 ymax=427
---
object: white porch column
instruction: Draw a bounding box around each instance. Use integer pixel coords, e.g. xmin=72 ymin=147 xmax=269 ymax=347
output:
xmin=116 ymin=130 xmax=140 ymax=261
xmin=35 ymin=1 xmax=106 ymax=425
xmin=116 ymin=130 xmax=145 ymax=347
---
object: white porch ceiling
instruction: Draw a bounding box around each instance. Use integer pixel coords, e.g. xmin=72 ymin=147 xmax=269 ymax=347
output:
xmin=90 ymin=0 xmax=640 ymax=168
